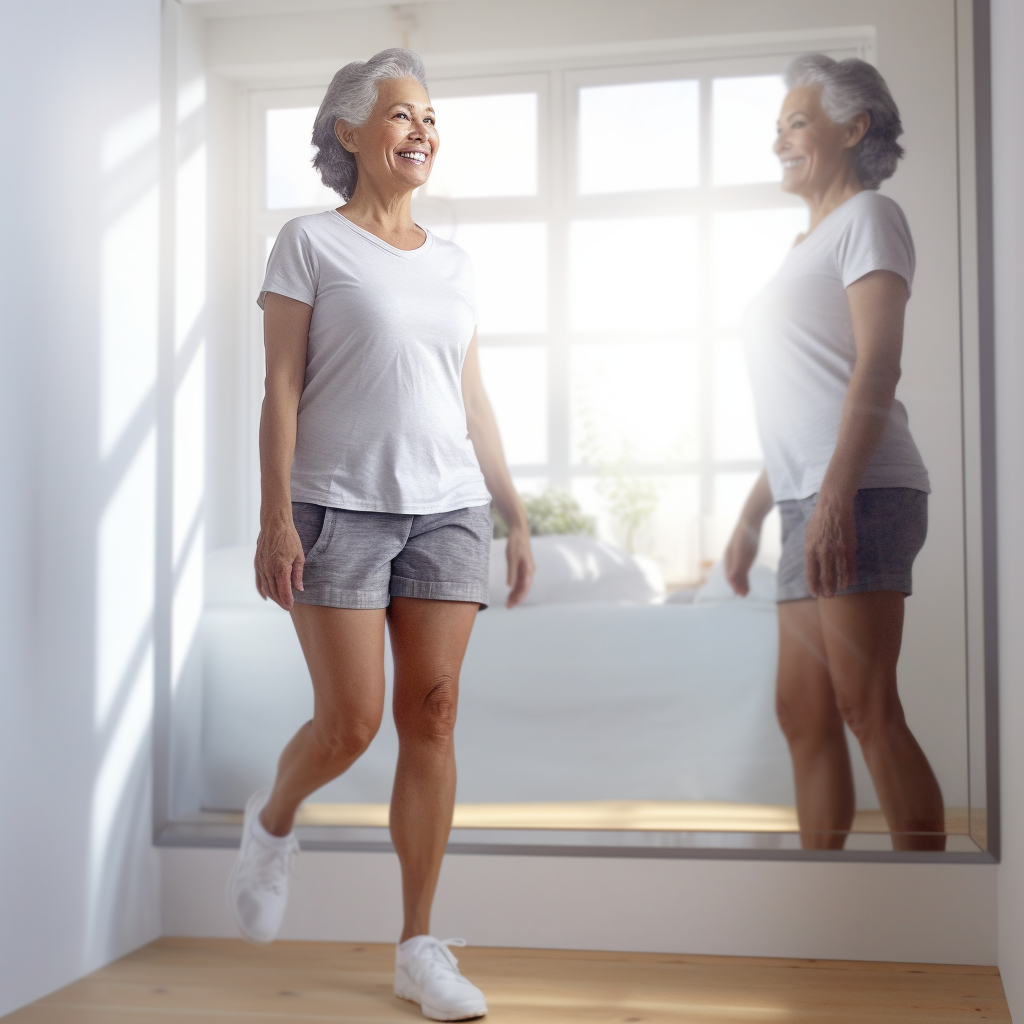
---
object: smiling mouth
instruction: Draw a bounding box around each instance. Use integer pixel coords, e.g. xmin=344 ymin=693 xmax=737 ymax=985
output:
xmin=398 ymin=151 xmax=427 ymax=164
xmin=781 ymin=157 xmax=806 ymax=170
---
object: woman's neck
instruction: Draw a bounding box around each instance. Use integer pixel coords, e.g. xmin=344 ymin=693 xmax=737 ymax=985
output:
xmin=802 ymin=168 xmax=865 ymax=234
xmin=336 ymin=179 xmax=424 ymax=250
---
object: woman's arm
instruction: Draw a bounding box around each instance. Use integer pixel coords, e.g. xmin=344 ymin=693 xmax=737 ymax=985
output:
xmin=461 ymin=334 xmax=534 ymax=608
xmin=725 ymin=469 xmax=774 ymax=596
xmin=255 ymin=292 xmax=313 ymax=610
xmin=805 ymin=269 xmax=909 ymax=597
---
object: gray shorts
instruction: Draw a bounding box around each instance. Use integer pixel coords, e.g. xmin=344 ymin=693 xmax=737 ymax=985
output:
xmin=777 ymin=487 xmax=928 ymax=603
xmin=291 ymin=502 xmax=492 ymax=610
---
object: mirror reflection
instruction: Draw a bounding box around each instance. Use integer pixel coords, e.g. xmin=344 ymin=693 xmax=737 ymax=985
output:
xmin=197 ymin=0 xmax=976 ymax=861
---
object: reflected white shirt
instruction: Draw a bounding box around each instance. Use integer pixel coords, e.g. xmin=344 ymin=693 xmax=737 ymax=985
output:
xmin=742 ymin=191 xmax=930 ymax=503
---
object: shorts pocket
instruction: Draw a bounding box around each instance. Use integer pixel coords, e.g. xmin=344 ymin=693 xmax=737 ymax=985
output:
xmin=291 ymin=502 xmax=333 ymax=558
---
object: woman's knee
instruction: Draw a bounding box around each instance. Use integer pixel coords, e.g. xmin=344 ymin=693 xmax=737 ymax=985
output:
xmin=395 ymin=673 xmax=459 ymax=742
xmin=776 ymin=683 xmax=842 ymax=745
xmin=834 ymin=680 xmax=904 ymax=743
xmin=311 ymin=712 xmax=381 ymax=769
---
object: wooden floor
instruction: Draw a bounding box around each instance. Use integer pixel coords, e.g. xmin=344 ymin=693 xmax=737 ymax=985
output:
xmin=4 ymin=938 xmax=1009 ymax=1023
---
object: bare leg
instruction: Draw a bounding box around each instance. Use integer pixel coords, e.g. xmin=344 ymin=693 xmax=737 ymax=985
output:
xmin=387 ymin=597 xmax=479 ymax=943
xmin=776 ymin=599 xmax=855 ymax=850
xmin=818 ymin=591 xmax=945 ymax=852
xmin=260 ymin=605 xmax=388 ymax=837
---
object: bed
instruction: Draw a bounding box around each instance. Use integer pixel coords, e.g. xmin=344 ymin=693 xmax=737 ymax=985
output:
xmin=200 ymin=540 xmax=793 ymax=811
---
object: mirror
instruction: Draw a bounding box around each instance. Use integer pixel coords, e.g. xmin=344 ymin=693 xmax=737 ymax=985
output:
xmin=164 ymin=0 xmax=995 ymax=859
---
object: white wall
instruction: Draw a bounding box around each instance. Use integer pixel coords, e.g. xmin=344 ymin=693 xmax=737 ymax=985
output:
xmin=0 ymin=0 xmax=163 ymax=1017
xmin=163 ymin=849 xmax=998 ymax=965
xmin=994 ymin=0 xmax=1024 ymax=1016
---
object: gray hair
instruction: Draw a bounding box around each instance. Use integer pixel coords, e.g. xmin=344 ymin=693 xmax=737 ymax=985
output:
xmin=783 ymin=54 xmax=904 ymax=190
xmin=311 ymin=48 xmax=429 ymax=201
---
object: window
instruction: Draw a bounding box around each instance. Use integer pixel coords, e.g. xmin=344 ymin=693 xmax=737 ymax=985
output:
xmin=250 ymin=61 xmax=806 ymax=586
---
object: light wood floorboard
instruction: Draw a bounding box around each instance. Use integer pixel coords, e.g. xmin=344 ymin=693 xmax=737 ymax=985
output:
xmin=3 ymin=938 xmax=1010 ymax=1023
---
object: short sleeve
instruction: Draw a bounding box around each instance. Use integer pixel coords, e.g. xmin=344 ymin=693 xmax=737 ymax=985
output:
xmin=257 ymin=218 xmax=319 ymax=310
xmin=836 ymin=194 xmax=916 ymax=295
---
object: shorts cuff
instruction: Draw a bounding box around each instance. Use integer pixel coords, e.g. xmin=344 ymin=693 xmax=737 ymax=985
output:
xmin=292 ymin=584 xmax=390 ymax=609
xmin=389 ymin=575 xmax=488 ymax=609
xmin=777 ymin=577 xmax=912 ymax=603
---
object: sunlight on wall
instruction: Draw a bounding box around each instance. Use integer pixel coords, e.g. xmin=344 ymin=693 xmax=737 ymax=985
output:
xmin=95 ymin=433 xmax=156 ymax=728
xmin=171 ymin=71 xmax=208 ymax=709
xmin=101 ymin=101 xmax=159 ymax=173
xmin=175 ymin=145 xmax=206 ymax=352
xmin=88 ymin=88 xmax=161 ymax=957
xmin=88 ymin=637 xmax=153 ymax=933
xmin=99 ymin=190 xmax=159 ymax=458
xmin=173 ymin=352 xmax=206 ymax=563
xmin=172 ymin=351 xmax=206 ymax=691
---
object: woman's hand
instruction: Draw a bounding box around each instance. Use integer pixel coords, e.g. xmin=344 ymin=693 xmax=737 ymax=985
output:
xmin=804 ymin=489 xmax=857 ymax=598
xmin=724 ymin=517 xmax=762 ymax=597
xmin=725 ymin=470 xmax=773 ymax=596
xmin=505 ymin=522 xmax=535 ymax=608
xmin=255 ymin=508 xmax=305 ymax=610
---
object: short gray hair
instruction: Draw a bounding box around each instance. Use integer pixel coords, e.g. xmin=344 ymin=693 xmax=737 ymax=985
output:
xmin=311 ymin=48 xmax=429 ymax=201
xmin=783 ymin=54 xmax=904 ymax=190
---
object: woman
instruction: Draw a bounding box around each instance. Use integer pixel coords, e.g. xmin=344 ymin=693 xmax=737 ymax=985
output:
xmin=725 ymin=54 xmax=944 ymax=852
xmin=227 ymin=48 xmax=534 ymax=1020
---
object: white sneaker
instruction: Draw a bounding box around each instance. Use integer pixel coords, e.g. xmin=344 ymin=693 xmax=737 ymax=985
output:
xmin=227 ymin=788 xmax=299 ymax=944
xmin=395 ymin=936 xmax=488 ymax=1021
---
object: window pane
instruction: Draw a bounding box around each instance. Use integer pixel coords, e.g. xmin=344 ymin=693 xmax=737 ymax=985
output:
xmin=478 ymin=347 xmax=547 ymax=465
xmin=570 ymin=342 xmax=699 ymax=465
xmin=569 ymin=217 xmax=698 ymax=331
xmin=712 ymin=75 xmax=787 ymax=186
xmin=578 ymin=80 xmax=699 ymax=194
xmin=572 ymin=474 xmax=700 ymax=585
xmin=714 ymin=340 xmax=762 ymax=461
xmin=452 ymin=222 xmax=547 ymax=333
xmin=265 ymin=107 xmax=338 ymax=210
xmin=427 ymin=93 xmax=538 ymax=198
xmin=711 ymin=207 xmax=807 ymax=329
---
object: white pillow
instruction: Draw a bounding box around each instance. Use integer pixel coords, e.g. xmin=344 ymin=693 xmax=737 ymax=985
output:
xmin=694 ymin=559 xmax=777 ymax=605
xmin=489 ymin=535 xmax=664 ymax=608
xmin=206 ymin=546 xmax=264 ymax=608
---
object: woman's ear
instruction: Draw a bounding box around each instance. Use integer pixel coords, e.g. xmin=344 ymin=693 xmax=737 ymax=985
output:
xmin=844 ymin=111 xmax=871 ymax=149
xmin=334 ymin=118 xmax=359 ymax=154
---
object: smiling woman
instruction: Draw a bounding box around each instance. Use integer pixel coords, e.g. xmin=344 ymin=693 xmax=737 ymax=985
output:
xmin=231 ymin=48 xmax=535 ymax=1021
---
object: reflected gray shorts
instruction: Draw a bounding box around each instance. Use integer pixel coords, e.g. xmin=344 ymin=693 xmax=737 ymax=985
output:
xmin=291 ymin=502 xmax=492 ymax=610
xmin=777 ymin=487 xmax=928 ymax=603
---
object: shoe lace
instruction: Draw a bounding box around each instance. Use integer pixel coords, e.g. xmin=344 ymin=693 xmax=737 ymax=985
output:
xmin=249 ymin=836 xmax=299 ymax=895
xmin=419 ymin=937 xmax=468 ymax=979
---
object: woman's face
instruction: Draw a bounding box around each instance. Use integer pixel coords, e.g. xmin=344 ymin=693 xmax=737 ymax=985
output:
xmin=336 ymin=76 xmax=438 ymax=194
xmin=773 ymin=85 xmax=867 ymax=197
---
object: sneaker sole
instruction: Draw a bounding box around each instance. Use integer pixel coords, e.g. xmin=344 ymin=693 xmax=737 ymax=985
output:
xmin=394 ymin=965 xmax=487 ymax=1021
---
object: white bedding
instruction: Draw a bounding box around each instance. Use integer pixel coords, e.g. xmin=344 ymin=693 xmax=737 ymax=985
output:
xmin=200 ymin=549 xmax=793 ymax=810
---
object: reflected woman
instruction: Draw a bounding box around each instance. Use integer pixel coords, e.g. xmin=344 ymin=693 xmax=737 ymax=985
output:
xmin=725 ymin=55 xmax=944 ymax=851
xmin=227 ymin=49 xmax=534 ymax=1018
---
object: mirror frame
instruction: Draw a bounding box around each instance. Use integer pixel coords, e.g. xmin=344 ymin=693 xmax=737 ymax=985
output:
xmin=153 ymin=0 xmax=999 ymax=864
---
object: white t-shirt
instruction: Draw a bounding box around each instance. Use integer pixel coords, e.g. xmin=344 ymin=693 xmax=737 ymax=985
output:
xmin=258 ymin=210 xmax=490 ymax=514
xmin=742 ymin=191 xmax=930 ymax=502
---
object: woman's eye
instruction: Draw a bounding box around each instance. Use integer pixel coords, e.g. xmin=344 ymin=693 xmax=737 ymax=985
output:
xmin=395 ymin=111 xmax=408 ymax=120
